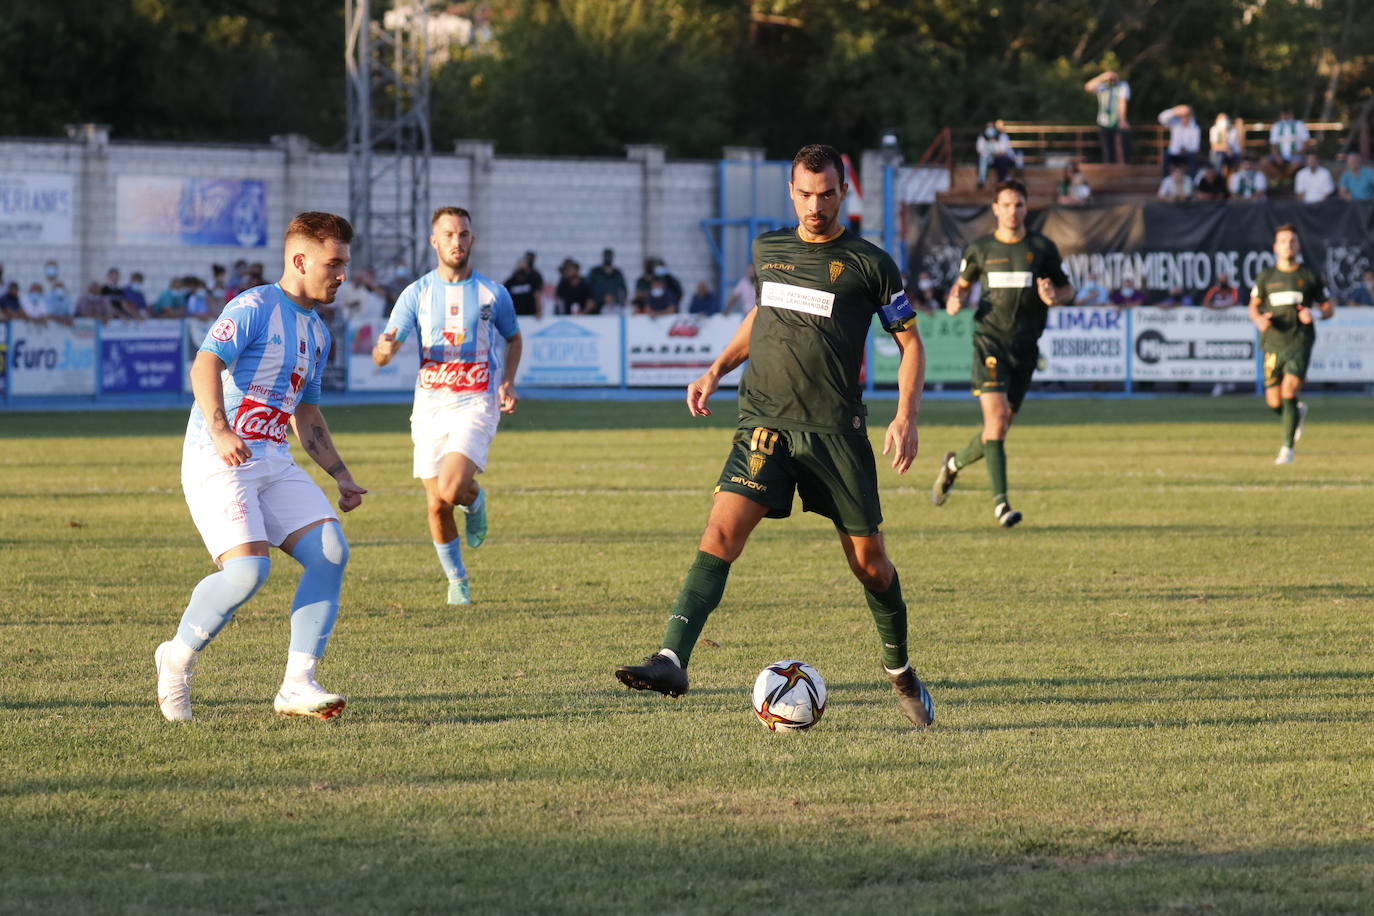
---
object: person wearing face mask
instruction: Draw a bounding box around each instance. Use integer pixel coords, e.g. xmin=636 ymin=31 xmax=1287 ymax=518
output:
xmin=975 ymin=121 xmax=1018 ymax=188
xmin=45 ymin=277 xmax=73 ymax=322
xmin=23 ymin=282 xmax=49 ymax=320
xmin=123 ymin=271 xmax=149 ymax=315
xmin=1109 ymin=282 xmax=1144 ymax=309
xmin=587 ymin=248 xmax=627 ymax=309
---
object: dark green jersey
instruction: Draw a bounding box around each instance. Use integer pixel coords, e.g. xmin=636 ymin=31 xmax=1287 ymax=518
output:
xmin=739 ymin=227 xmax=911 ymax=435
xmin=958 ymin=231 xmax=1069 ymax=349
xmin=1251 ymin=264 xmax=1326 ymax=352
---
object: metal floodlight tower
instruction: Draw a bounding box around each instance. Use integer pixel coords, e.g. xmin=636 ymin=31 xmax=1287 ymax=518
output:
xmin=345 ymin=0 xmax=435 ymax=276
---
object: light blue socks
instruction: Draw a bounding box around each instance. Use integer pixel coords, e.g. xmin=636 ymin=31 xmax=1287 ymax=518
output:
xmin=176 ymin=555 xmax=272 ymax=651
xmin=434 ymin=538 xmax=466 ymax=582
xmin=288 ymin=521 xmax=350 ymax=657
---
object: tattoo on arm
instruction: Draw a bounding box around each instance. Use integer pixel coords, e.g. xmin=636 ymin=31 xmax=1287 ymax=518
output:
xmin=212 ymin=407 xmax=229 ymax=432
xmin=325 ymin=462 xmax=347 ymax=477
xmin=303 ymin=423 xmax=328 ymax=455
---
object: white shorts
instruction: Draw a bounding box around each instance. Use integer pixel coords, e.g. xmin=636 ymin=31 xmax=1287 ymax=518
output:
xmin=183 ymin=448 xmax=336 ymax=560
xmin=411 ymin=404 xmax=498 ymax=478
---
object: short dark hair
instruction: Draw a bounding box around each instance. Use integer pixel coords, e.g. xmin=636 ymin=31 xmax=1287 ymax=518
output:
xmin=432 ymin=206 xmax=472 ymax=225
xmin=285 ymin=211 xmax=353 ymax=246
xmin=994 ymin=179 xmax=1027 ymax=201
xmin=1274 ymin=222 xmax=1299 ymax=238
xmin=791 ymin=144 xmax=845 ymax=181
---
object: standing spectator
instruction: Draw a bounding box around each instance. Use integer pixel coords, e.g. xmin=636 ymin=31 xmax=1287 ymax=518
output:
xmin=1085 ymin=70 xmax=1131 ymax=163
xmin=1266 ymin=109 xmax=1309 ymax=180
xmin=1228 ymin=117 xmax=1247 ymax=164
xmin=1157 ymin=163 xmax=1194 ymax=202
xmin=1347 ymin=269 xmax=1374 ymax=306
xmin=723 ymin=263 xmax=756 ymax=315
xmin=23 ymin=282 xmax=48 ymax=320
xmin=337 ymin=267 xmax=387 ymax=324
xmin=687 ymin=281 xmax=720 ymax=316
xmin=554 ymin=258 xmax=594 ymax=314
xmin=1229 ymin=156 xmax=1268 ymax=200
xmin=1294 ymin=152 xmax=1335 ymax=203
xmin=1056 ymin=160 xmax=1092 ymax=204
xmin=1338 ymin=152 xmax=1374 ymax=201
xmin=587 ymin=248 xmax=627 ymax=309
xmin=976 ymin=121 xmax=1019 ymax=187
xmin=75 ymin=281 xmax=116 ymax=321
xmin=1074 ymin=272 xmax=1109 ymax=305
xmin=151 ymin=277 xmax=188 ymax=318
xmin=1157 ymin=105 xmax=1201 ymax=177
xmin=0 ymin=282 xmax=28 ymax=319
xmin=1202 ymin=274 xmax=1240 ymax=309
xmin=45 ymin=280 xmax=72 ymax=322
xmin=1209 ymin=113 xmax=1235 ymax=172
xmin=503 ymin=253 xmax=543 ymax=318
xmin=1193 ymin=163 xmax=1229 ymax=201
xmin=43 ymin=258 xmax=61 ymax=288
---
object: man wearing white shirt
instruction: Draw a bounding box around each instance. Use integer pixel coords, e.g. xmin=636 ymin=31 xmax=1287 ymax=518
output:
xmin=1293 ymin=152 xmax=1334 ymax=203
xmin=1157 ymin=105 xmax=1201 ymax=177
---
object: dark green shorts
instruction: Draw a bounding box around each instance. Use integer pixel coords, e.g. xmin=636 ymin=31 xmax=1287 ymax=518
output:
xmin=971 ymin=335 xmax=1037 ymax=411
xmin=1263 ymin=343 xmax=1312 ymax=387
xmin=716 ymin=426 xmax=883 ymax=536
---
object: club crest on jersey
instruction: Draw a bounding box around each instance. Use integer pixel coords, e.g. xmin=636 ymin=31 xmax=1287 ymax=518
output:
xmin=442 ymin=328 xmax=466 ymax=347
xmin=299 ymin=340 xmax=307 ymax=354
xmin=418 ymin=359 xmax=489 ymax=393
xmin=449 ymin=305 xmax=460 ymax=316
xmin=234 ymin=398 xmax=292 ymax=443
xmin=828 ymin=260 xmax=845 ymax=283
xmin=210 ymin=317 xmax=237 ymax=342
xmin=480 ymin=304 xmax=492 ymax=321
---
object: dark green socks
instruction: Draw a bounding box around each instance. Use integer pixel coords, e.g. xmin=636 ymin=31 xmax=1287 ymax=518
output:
xmin=865 ymin=571 xmax=908 ymax=670
xmin=660 ymin=551 xmax=731 ymax=667
xmin=984 ymin=439 xmax=1008 ymax=504
xmin=953 ymin=430 xmax=985 ymax=469
xmin=1280 ymin=398 xmax=1298 ymax=447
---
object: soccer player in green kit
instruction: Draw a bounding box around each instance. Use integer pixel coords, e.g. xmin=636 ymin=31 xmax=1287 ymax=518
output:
xmin=931 ymin=179 xmax=1074 ymax=527
xmin=614 ymin=144 xmax=935 ymax=728
xmin=1248 ymin=223 xmax=1333 ymax=464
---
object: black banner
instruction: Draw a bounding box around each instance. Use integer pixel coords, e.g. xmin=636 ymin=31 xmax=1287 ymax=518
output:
xmin=908 ymin=200 xmax=1374 ymax=304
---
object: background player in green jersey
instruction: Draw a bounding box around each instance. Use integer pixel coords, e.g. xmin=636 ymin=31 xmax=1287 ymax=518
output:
xmin=614 ymin=144 xmax=935 ymax=728
xmin=1248 ymin=223 xmax=1333 ymax=464
xmin=932 ymin=180 xmax=1074 ymax=527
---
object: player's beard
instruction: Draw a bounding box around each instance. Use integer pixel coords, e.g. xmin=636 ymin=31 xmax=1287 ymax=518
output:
xmin=441 ymin=249 xmax=470 ymax=273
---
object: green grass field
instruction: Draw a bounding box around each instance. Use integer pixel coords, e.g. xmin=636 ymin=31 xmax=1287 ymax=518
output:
xmin=2 ymin=395 xmax=1372 ymax=914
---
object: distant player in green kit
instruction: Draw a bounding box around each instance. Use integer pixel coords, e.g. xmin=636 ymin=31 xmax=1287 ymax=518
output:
xmin=614 ymin=144 xmax=935 ymax=728
xmin=931 ymin=179 xmax=1074 ymax=527
xmin=1248 ymin=223 xmax=1333 ymax=464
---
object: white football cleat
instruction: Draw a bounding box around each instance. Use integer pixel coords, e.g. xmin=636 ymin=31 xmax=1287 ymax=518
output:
xmin=155 ymin=640 xmax=196 ymax=722
xmin=1275 ymin=446 xmax=1295 ymax=465
xmin=274 ymin=679 xmax=346 ymax=720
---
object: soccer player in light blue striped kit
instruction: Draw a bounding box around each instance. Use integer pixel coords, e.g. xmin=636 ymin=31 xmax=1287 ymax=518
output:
xmin=156 ymin=212 xmax=369 ymax=722
xmin=372 ymin=207 xmax=522 ymax=605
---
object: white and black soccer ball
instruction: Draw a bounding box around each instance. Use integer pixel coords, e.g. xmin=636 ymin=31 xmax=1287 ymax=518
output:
xmin=752 ymin=660 xmax=827 ymax=731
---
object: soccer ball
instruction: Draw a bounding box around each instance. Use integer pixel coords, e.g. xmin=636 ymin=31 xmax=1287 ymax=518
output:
xmin=752 ymin=660 xmax=827 ymax=731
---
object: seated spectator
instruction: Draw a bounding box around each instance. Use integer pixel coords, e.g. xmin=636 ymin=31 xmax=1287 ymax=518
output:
xmin=644 ymin=276 xmax=679 ymax=315
xmin=1156 ymin=285 xmax=1195 ymax=308
xmin=75 ymin=281 xmax=116 ymax=321
xmin=1338 ymin=152 xmax=1374 ymax=201
xmin=587 ymin=248 xmax=627 ymax=309
xmin=1265 ymin=108 xmax=1309 ymax=179
xmin=723 ymin=264 xmax=756 ymax=314
xmin=1157 ymin=104 xmax=1201 ymax=177
xmin=22 ymin=282 xmax=48 ymax=320
xmin=1157 ymin=163 xmax=1194 ymax=202
xmin=1229 ymin=156 xmax=1268 ymax=200
xmin=655 ymin=259 xmax=683 ymax=302
xmin=123 ymin=272 xmax=149 ymax=314
xmin=1202 ymin=274 xmax=1240 ymax=309
xmin=1208 ymin=113 xmax=1235 ymax=173
xmin=1193 ymin=163 xmax=1229 ymax=201
xmin=1294 ymin=152 xmax=1335 ymax=203
xmin=1056 ymin=160 xmax=1092 ymax=205
xmin=687 ymin=281 xmax=720 ymax=316
xmin=555 ymin=258 xmax=595 ymax=314
xmin=0 ymin=281 xmax=28 ymax=319
xmin=976 ymin=121 xmax=1020 ymax=187
xmin=1347 ymin=269 xmax=1374 ymax=306
xmin=1109 ymin=284 xmax=1145 ymax=308
xmin=1074 ymin=272 xmax=1109 ymax=305
xmin=599 ymin=291 xmax=623 ymax=314
xmin=150 ymin=277 xmax=188 ymax=318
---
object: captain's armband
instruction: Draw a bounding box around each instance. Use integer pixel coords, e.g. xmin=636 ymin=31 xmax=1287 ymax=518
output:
xmin=879 ymin=290 xmax=917 ymax=332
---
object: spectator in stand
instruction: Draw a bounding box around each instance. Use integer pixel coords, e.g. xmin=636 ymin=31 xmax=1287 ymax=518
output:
xmin=907 ymin=271 xmax=939 ymax=313
xmin=503 ymin=252 xmax=543 ymax=318
xmin=184 ymin=277 xmax=211 ymax=317
xmin=554 ymin=258 xmax=595 ymax=314
xmin=1228 ymin=117 xmax=1247 ymax=165
xmin=101 ymin=267 xmax=142 ymax=319
xmin=1229 ymin=156 xmax=1268 ymax=200
xmin=1202 ymin=274 xmax=1240 ymax=309
xmin=337 ymin=267 xmax=387 ymax=324
xmin=1109 ymin=283 xmax=1144 ymax=309
xmin=1074 ymin=271 xmax=1109 ymax=305
xmin=1338 ymin=152 xmax=1374 ymax=201
xmin=23 ymin=282 xmax=49 ymax=320
xmin=687 ymin=281 xmax=720 ymax=316
xmin=587 ymin=248 xmax=627 ymax=309
xmin=45 ymin=279 xmax=72 ymax=322
xmin=210 ymin=264 xmax=229 ymax=304
xmin=1265 ymin=108 xmax=1309 ymax=180
xmin=1085 ymin=70 xmax=1131 ymax=163
xmin=722 ymin=263 xmax=756 ymax=315
xmin=75 ymin=281 xmax=116 ymax=321
xmin=1294 ymin=152 xmax=1335 ymax=203
xmin=245 ymin=261 xmax=266 ymax=290
xmin=1157 ymin=162 xmax=1194 ymax=202
xmin=655 ymin=259 xmax=683 ymax=303
xmin=43 ymin=258 xmax=61 ymax=288
xmin=1347 ymin=269 xmax=1374 ymax=306
xmin=643 ymin=274 xmax=679 ymax=315
xmin=1194 ymin=162 xmax=1229 ymax=201
xmin=150 ymin=277 xmax=188 ymax=318
xmin=1157 ymin=284 xmax=1195 ymax=308
xmin=976 ymin=121 xmax=1019 ymax=187
xmin=1056 ymin=160 xmax=1092 ymax=204
xmin=1209 ymin=113 xmax=1236 ymax=173
xmin=1157 ymin=104 xmax=1201 ymax=177
xmin=0 ymin=281 xmax=28 ymax=319
xmin=122 ymin=271 xmax=150 ymax=315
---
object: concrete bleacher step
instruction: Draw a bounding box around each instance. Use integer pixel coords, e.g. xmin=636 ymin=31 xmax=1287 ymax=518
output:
xmin=937 ymin=163 xmax=1165 ymax=205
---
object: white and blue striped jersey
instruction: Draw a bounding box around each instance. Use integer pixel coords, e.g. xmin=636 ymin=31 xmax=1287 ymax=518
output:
xmin=185 ymin=284 xmax=330 ymax=458
xmin=383 ymin=269 xmax=519 ymax=413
